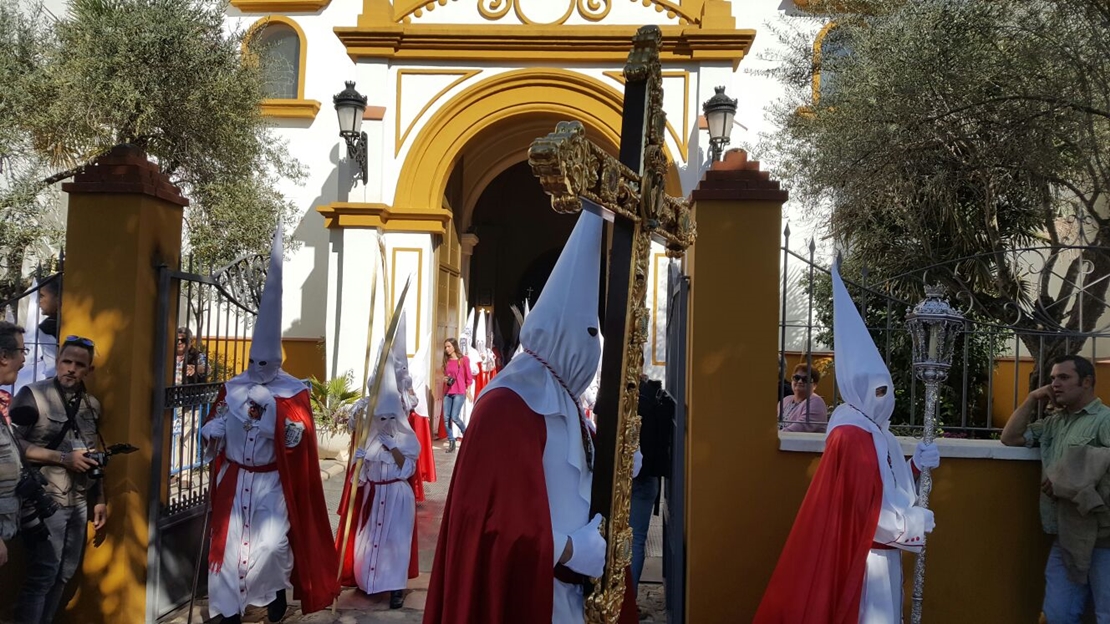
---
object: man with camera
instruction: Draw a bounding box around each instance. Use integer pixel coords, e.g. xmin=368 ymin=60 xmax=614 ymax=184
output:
xmin=10 ymin=336 xmax=106 ymax=624
xmin=0 ymin=321 xmax=29 ymax=568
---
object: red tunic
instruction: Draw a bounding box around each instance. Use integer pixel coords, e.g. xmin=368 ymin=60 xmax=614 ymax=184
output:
xmin=423 ymin=388 xmax=638 ymax=624
xmin=423 ymin=388 xmax=554 ymax=623
xmin=409 ymin=411 xmax=437 ymax=486
xmin=754 ymin=425 xmax=883 ymax=624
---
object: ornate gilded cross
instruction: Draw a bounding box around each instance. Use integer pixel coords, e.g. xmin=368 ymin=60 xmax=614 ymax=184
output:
xmin=528 ymin=25 xmax=695 ymax=624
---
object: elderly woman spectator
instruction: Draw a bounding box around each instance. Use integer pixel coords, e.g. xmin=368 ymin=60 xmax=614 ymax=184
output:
xmin=778 ymin=363 xmax=828 ymax=433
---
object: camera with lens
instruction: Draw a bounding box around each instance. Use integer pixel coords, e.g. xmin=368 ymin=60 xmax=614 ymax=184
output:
xmin=16 ymin=468 xmax=59 ymax=542
xmin=84 ymin=443 xmax=139 ymax=480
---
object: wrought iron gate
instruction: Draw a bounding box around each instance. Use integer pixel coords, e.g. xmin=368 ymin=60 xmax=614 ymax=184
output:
xmin=147 ymin=256 xmax=263 ymax=621
xmin=663 ymin=261 xmax=689 ymax=623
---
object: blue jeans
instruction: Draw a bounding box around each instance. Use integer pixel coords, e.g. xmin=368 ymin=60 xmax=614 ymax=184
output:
xmin=444 ymin=393 xmax=467 ymax=442
xmin=1043 ymin=541 xmax=1110 ymax=623
xmin=629 ymin=475 xmax=659 ymax=593
xmin=15 ymin=503 xmax=89 ymax=624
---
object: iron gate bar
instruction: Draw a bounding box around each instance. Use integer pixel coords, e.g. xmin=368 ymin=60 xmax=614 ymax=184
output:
xmin=146 ymin=262 xmax=173 ymax=624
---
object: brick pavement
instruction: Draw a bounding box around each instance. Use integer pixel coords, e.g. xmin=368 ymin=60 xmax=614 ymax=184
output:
xmin=163 ymin=436 xmax=669 ymax=623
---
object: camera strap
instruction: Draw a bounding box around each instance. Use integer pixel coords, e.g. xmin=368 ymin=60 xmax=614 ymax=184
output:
xmin=42 ymin=380 xmax=85 ymax=452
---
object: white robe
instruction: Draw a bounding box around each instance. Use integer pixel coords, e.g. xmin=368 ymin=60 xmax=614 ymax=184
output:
xmin=12 ymin=328 xmax=55 ymax=395
xmin=543 ymin=411 xmax=593 ymax=624
xmin=353 ymin=445 xmax=417 ymax=594
xmin=203 ymin=401 xmax=294 ymax=618
xmin=829 ymin=409 xmax=927 ymax=624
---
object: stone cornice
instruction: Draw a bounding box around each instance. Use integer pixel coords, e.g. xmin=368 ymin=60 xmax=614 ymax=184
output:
xmin=230 ymin=0 xmax=331 ymax=12
xmin=333 ymin=24 xmax=755 ymax=68
xmin=316 ymin=201 xmax=452 ymax=233
xmin=260 ymin=99 xmax=322 ymax=120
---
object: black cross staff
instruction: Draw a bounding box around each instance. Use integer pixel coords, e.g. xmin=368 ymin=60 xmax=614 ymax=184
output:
xmin=528 ymin=25 xmax=695 ymax=623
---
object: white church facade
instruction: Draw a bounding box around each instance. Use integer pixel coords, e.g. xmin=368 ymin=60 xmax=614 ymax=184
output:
xmin=214 ymin=0 xmax=807 ymax=386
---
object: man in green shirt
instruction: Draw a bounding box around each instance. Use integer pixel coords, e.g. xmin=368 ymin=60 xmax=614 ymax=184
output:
xmin=1002 ymin=354 xmax=1110 ymax=623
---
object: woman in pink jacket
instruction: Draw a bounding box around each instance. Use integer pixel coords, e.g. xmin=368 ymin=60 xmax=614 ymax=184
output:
xmin=441 ymin=338 xmax=474 ymax=453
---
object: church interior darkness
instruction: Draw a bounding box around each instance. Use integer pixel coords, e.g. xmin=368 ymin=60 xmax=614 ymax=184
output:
xmin=466 ymin=160 xmax=608 ymax=356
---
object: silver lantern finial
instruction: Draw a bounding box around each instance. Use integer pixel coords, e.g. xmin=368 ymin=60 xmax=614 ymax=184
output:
xmin=905 ymin=283 xmax=965 ymax=624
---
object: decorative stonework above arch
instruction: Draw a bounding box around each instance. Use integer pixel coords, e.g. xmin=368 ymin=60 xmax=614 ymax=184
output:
xmin=338 ymin=0 xmax=752 ymax=67
xmin=394 ymin=0 xmax=699 ymax=26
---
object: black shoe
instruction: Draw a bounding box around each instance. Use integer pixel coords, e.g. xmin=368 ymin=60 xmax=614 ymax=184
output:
xmin=390 ymin=589 xmax=405 ymax=609
xmin=267 ymin=589 xmax=287 ymax=622
xmin=447 ymin=440 xmax=456 ymax=453
xmin=221 ymin=615 xmax=241 ymax=624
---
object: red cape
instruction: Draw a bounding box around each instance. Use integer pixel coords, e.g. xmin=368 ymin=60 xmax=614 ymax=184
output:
xmin=423 ymin=387 xmax=637 ymax=624
xmin=754 ymin=424 xmax=883 ymax=624
xmin=410 ymin=411 xmax=437 ymax=487
xmin=206 ymin=386 xmax=341 ymax=614
xmin=334 ymin=469 xmax=420 ymax=587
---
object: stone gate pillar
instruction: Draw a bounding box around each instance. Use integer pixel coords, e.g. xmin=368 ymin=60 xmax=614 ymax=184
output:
xmin=684 ymin=150 xmax=788 ymax=621
xmin=60 ymin=144 xmax=186 ymax=623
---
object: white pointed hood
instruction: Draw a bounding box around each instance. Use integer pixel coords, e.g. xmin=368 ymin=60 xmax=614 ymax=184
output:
xmin=483 ymin=208 xmax=602 ymax=409
xmin=365 ymin=353 xmax=420 ymax=460
xmin=827 ymin=260 xmax=920 ymax=548
xmin=460 ymin=308 xmax=475 ymax=356
xmin=391 ymin=293 xmax=419 ymax=415
xmin=410 ymin=331 xmax=432 ymax=418
xmin=249 ymin=226 xmax=284 ymax=384
xmin=832 ymin=259 xmax=895 ymax=428
xmin=474 ymin=309 xmax=487 ymax=359
xmin=225 ymin=226 xmax=304 ymax=400
xmin=523 ymin=298 xmax=531 ymax=320
xmin=483 ymin=208 xmax=603 ymax=505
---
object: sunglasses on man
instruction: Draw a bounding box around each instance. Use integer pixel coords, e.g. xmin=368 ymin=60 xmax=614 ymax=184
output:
xmin=792 ymin=375 xmax=813 ymax=383
xmin=63 ymin=335 xmax=95 ymax=348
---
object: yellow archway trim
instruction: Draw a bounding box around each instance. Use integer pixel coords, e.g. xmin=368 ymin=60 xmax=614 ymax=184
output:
xmin=395 ymin=69 xmax=624 ymax=222
xmin=602 ymin=69 xmax=690 ymax=161
xmin=231 ymin=0 xmax=331 ymax=11
xmin=316 ymin=201 xmax=452 ymax=233
xmin=394 ymin=68 xmax=685 ymax=228
xmin=812 ymin=21 xmax=838 ymax=105
xmin=243 ymin=16 xmax=321 ymax=120
xmin=395 ymin=69 xmax=483 ymax=156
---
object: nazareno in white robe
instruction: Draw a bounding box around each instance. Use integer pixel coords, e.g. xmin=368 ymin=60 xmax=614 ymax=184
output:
xmin=352 ymin=442 xmax=418 ymax=594
xmin=202 ymin=385 xmax=301 ymax=618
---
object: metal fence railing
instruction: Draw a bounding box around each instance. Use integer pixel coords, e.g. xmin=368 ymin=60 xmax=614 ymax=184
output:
xmin=778 ymin=225 xmax=1110 ymax=439
xmin=159 ymin=254 xmax=263 ymax=516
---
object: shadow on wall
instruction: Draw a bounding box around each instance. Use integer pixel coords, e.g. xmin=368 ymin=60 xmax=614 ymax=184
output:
xmin=289 ymin=142 xmax=340 ymax=341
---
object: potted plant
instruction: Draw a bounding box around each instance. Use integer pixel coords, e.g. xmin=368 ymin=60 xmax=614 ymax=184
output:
xmin=309 ymin=372 xmax=360 ymax=461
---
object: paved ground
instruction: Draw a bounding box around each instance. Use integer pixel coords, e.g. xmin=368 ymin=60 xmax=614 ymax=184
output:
xmin=164 ymin=437 xmax=668 ymax=623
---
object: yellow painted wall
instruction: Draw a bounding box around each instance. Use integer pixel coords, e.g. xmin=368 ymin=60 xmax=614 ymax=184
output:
xmin=50 ymin=148 xmax=185 ymax=623
xmin=689 ymin=165 xmax=1051 ymax=621
xmin=199 ymin=336 xmax=325 ymax=382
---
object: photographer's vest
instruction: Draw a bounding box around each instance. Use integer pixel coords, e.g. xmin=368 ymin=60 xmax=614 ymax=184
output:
xmin=0 ymin=421 xmax=23 ymax=540
xmin=18 ymin=379 xmax=101 ymax=508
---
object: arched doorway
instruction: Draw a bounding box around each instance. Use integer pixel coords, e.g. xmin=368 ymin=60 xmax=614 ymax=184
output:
xmin=408 ymin=69 xmax=684 ymax=368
